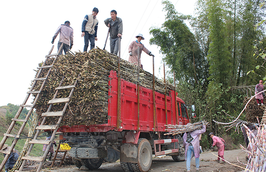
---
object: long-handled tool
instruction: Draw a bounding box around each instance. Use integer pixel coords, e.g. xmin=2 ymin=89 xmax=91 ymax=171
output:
xmin=103 ymin=27 xmax=110 ymax=50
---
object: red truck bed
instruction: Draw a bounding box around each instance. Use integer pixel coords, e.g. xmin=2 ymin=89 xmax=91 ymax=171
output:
xmin=58 ymin=70 xmax=189 ymax=133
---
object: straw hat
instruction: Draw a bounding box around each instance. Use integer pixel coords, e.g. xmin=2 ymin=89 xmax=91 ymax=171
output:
xmin=136 ymin=33 xmax=144 ymax=40
xmin=2 ymin=144 xmax=11 ymax=153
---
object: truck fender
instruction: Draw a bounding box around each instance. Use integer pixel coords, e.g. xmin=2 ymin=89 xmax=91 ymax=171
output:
xmin=123 ymin=131 xmax=140 ymax=144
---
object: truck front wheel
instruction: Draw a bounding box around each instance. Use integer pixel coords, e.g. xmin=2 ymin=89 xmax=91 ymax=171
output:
xmin=82 ymin=158 xmax=104 ymax=170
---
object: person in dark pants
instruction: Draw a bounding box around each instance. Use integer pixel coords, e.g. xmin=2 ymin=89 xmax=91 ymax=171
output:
xmin=81 ymin=7 xmax=99 ymax=52
xmin=52 ymin=21 xmax=74 ymax=55
xmin=2 ymin=145 xmax=19 ymax=172
xmin=104 ymin=10 xmax=123 ymax=55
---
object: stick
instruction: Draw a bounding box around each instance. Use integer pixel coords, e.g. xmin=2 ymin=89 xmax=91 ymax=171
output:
xmin=103 ymin=27 xmax=110 ymax=50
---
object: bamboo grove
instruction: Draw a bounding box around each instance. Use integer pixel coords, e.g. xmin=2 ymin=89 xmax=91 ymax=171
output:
xmin=150 ymin=0 xmax=266 ymax=140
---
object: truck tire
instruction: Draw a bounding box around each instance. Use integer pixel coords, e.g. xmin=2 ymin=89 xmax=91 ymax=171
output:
xmin=171 ymin=155 xmax=181 ymax=162
xmin=72 ymin=158 xmax=82 ymax=169
xmin=120 ymin=162 xmax=134 ymax=172
xmin=82 ymin=158 xmax=103 ymax=170
xmin=105 ymin=147 xmax=120 ymax=163
xmin=136 ymin=138 xmax=152 ymax=172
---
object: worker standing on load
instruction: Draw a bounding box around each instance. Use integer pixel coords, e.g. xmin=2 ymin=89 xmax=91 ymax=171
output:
xmin=128 ymin=33 xmax=154 ymax=68
xmin=81 ymin=7 xmax=99 ymax=52
xmin=209 ymin=132 xmax=225 ymax=164
xmin=104 ymin=10 xmax=123 ymax=55
xmin=51 ymin=21 xmax=74 ymax=55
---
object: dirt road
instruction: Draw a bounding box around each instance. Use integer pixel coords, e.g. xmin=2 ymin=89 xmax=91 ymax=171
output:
xmin=45 ymin=149 xmax=246 ymax=172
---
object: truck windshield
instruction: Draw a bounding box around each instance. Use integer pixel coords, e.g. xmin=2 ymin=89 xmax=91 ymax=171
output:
xmin=181 ymin=104 xmax=188 ymax=119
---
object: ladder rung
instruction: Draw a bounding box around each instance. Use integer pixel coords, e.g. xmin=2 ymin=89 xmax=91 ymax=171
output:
xmin=48 ymin=98 xmax=70 ymax=104
xmin=38 ymin=65 xmax=53 ymax=69
xmin=46 ymin=54 xmax=58 ymax=58
xmin=36 ymin=125 xmax=57 ymax=130
xmin=20 ymin=104 xmax=33 ymax=108
xmin=42 ymin=111 xmax=64 ymax=117
xmin=55 ymin=85 xmax=75 ymax=90
xmin=22 ymin=155 xmax=44 ymax=162
xmin=29 ymin=139 xmax=50 ymax=145
xmin=27 ymin=90 xmax=41 ymax=94
xmin=55 ymin=158 xmax=64 ymax=160
xmin=4 ymin=133 xmax=19 ymax=138
xmin=12 ymin=118 xmax=27 ymax=122
xmin=34 ymin=77 xmax=47 ymax=81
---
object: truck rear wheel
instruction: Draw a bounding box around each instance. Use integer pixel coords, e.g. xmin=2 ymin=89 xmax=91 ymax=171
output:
xmin=136 ymin=138 xmax=152 ymax=172
xmin=172 ymin=155 xmax=181 ymax=162
xmin=120 ymin=162 xmax=134 ymax=172
xmin=82 ymin=158 xmax=103 ymax=170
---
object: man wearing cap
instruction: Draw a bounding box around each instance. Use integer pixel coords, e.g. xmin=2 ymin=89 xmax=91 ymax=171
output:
xmin=104 ymin=10 xmax=123 ymax=55
xmin=82 ymin=7 xmax=99 ymax=52
xmin=209 ymin=132 xmax=225 ymax=163
xmin=128 ymin=34 xmax=154 ymax=68
xmin=51 ymin=21 xmax=74 ymax=55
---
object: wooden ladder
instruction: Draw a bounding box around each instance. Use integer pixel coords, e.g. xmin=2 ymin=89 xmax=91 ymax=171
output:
xmin=51 ymin=143 xmax=68 ymax=167
xmin=0 ymin=44 xmax=63 ymax=171
xmin=16 ymin=75 xmax=79 ymax=172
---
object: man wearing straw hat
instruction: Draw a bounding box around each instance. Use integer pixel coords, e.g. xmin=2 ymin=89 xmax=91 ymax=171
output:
xmin=2 ymin=144 xmax=19 ymax=172
xmin=128 ymin=33 xmax=154 ymax=68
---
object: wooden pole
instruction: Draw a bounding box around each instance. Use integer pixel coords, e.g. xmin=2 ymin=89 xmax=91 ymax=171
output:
xmin=137 ymin=47 xmax=140 ymax=130
xmin=174 ymin=73 xmax=178 ymax=125
xmin=117 ymin=38 xmax=122 ymax=129
xmin=163 ymin=63 xmax=168 ymax=125
xmin=152 ymin=55 xmax=157 ymax=131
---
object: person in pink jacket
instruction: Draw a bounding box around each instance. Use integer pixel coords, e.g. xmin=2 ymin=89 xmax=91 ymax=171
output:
xmin=128 ymin=33 xmax=154 ymax=68
xmin=255 ymin=80 xmax=264 ymax=105
xmin=183 ymin=123 xmax=206 ymax=172
xmin=209 ymin=132 xmax=225 ymax=163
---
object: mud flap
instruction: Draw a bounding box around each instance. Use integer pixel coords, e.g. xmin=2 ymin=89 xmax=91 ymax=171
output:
xmin=120 ymin=143 xmax=138 ymax=163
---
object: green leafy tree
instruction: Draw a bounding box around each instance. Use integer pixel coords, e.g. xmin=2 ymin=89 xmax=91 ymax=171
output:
xmin=150 ymin=0 xmax=208 ymax=88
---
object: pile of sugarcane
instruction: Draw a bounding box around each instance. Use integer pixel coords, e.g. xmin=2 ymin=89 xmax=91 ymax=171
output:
xmin=241 ymin=124 xmax=266 ymax=172
xmin=33 ymin=47 xmax=174 ymax=126
xmin=164 ymin=121 xmax=208 ymax=135
xmin=243 ymin=97 xmax=264 ymax=123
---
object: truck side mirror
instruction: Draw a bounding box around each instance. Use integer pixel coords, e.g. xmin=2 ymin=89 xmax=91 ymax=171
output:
xmin=192 ymin=113 xmax=196 ymax=118
xmin=191 ymin=105 xmax=195 ymax=112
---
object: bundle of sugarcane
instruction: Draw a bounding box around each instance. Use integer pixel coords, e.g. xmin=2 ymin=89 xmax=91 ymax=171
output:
xmin=33 ymin=47 xmax=175 ymax=126
xmin=240 ymin=124 xmax=266 ymax=172
xmin=243 ymin=97 xmax=264 ymax=123
xmin=164 ymin=121 xmax=208 ymax=135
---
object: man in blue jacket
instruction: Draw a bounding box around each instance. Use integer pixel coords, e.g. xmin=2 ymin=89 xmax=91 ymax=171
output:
xmin=81 ymin=7 xmax=99 ymax=52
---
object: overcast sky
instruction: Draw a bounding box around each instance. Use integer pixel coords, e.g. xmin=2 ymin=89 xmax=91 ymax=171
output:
xmin=0 ymin=0 xmax=196 ymax=106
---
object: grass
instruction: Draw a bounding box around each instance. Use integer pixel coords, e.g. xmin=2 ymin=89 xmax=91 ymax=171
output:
xmin=0 ymin=108 xmax=43 ymax=163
